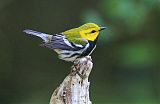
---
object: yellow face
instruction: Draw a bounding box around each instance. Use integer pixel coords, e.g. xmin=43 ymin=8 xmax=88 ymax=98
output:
xmin=63 ymin=23 xmax=106 ymax=42
xmin=79 ymin=23 xmax=101 ymax=41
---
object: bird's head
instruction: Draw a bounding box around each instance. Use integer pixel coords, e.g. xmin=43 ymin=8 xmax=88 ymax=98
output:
xmin=64 ymin=23 xmax=106 ymax=41
xmin=78 ymin=23 xmax=106 ymax=41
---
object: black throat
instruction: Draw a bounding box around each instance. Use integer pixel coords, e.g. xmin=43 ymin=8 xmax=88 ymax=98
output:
xmin=81 ymin=36 xmax=98 ymax=56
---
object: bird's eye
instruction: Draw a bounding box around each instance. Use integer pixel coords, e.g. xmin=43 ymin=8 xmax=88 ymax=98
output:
xmin=91 ymin=30 xmax=96 ymax=33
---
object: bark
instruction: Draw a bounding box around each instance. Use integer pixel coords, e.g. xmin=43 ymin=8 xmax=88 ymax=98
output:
xmin=49 ymin=56 xmax=93 ymax=104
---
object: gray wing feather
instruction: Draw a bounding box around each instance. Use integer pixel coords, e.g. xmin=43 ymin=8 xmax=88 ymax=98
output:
xmin=41 ymin=34 xmax=83 ymax=50
xmin=23 ymin=29 xmax=52 ymax=43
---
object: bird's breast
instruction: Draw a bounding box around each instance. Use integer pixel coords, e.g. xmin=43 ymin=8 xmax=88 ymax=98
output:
xmin=81 ymin=41 xmax=96 ymax=56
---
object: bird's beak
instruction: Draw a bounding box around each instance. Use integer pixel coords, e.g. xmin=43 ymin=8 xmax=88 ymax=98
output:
xmin=99 ymin=27 xmax=107 ymax=31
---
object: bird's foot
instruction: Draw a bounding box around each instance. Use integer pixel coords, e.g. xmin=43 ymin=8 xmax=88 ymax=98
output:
xmin=71 ymin=57 xmax=91 ymax=79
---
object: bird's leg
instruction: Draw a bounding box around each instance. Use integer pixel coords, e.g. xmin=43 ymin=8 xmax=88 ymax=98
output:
xmin=77 ymin=56 xmax=92 ymax=79
xmin=76 ymin=70 xmax=87 ymax=79
xmin=71 ymin=59 xmax=80 ymax=74
xmin=70 ymin=59 xmax=79 ymax=76
xmin=70 ymin=59 xmax=79 ymax=72
xmin=71 ymin=58 xmax=87 ymax=79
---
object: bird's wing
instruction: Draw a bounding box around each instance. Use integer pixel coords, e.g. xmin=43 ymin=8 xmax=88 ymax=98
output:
xmin=40 ymin=33 xmax=86 ymax=51
xmin=67 ymin=37 xmax=88 ymax=46
xmin=64 ymin=32 xmax=88 ymax=46
xmin=23 ymin=29 xmax=52 ymax=43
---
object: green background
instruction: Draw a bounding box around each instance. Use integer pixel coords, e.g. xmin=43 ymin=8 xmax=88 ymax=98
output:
xmin=0 ymin=0 xmax=160 ymax=104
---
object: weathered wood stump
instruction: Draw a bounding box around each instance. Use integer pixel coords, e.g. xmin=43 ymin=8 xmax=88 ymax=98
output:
xmin=49 ymin=56 xmax=93 ymax=104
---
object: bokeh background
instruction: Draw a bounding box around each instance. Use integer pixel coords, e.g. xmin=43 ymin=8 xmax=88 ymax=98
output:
xmin=0 ymin=0 xmax=160 ymax=104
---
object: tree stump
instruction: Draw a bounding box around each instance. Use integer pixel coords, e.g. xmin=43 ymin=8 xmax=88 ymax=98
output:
xmin=49 ymin=56 xmax=93 ymax=104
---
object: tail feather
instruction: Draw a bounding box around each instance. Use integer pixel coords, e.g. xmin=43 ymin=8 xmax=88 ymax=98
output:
xmin=23 ymin=29 xmax=52 ymax=43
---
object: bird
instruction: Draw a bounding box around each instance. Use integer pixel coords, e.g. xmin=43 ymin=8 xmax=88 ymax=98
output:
xmin=23 ymin=23 xmax=106 ymax=62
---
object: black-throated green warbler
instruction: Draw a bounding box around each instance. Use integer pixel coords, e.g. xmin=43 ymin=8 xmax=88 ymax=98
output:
xmin=23 ymin=23 xmax=106 ymax=62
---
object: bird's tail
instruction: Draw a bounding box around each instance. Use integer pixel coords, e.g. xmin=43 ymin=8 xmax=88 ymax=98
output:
xmin=23 ymin=29 xmax=52 ymax=43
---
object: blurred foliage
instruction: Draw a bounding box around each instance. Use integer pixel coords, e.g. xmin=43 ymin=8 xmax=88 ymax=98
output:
xmin=116 ymin=40 xmax=157 ymax=67
xmin=0 ymin=0 xmax=160 ymax=104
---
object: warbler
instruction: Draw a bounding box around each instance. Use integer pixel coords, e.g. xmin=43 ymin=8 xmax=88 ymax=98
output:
xmin=23 ymin=23 xmax=106 ymax=62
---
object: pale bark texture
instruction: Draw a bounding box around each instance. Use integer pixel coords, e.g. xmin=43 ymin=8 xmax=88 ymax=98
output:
xmin=49 ymin=56 xmax=93 ymax=104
